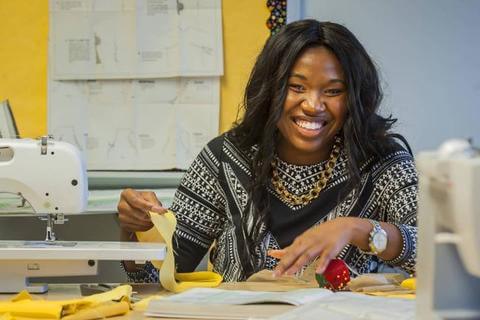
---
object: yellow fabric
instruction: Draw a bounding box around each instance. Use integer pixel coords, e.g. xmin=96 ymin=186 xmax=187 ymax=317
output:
xmin=136 ymin=210 xmax=223 ymax=293
xmin=400 ymin=277 xmax=416 ymax=290
xmin=9 ymin=292 xmax=31 ymax=303
xmin=0 ymin=299 xmax=65 ymax=319
xmin=135 ymin=226 xmax=166 ymax=269
xmin=362 ymin=291 xmax=416 ymax=300
xmin=61 ymin=302 xmax=129 ymax=320
xmin=77 ymin=284 xmax=131 ymax=305
xmin=0 ymin=285 xmax=131 ymax=320
xmin=347 ymin=273 xmax=416 ymax=300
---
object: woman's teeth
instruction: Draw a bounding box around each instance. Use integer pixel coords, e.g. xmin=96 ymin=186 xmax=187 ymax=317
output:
xmin=295 ymin=119 xmax=325 ymax=130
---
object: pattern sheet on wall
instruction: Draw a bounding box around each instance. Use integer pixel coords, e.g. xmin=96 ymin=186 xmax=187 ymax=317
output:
xmin=48 ymin=0 xmax=222 ymax=170
xmin=49 ymin=0 xmax=223 ymax=79
xmin=49 ymin=78 xmax=219 ymax=170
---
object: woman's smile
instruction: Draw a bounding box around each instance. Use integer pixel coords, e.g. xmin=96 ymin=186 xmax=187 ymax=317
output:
xmin=292 ymin=116 xmax=328 ymax=138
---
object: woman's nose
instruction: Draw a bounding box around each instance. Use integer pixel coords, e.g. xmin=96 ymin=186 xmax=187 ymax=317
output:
xmin=301 ymin=93 xmax=325 ymax=113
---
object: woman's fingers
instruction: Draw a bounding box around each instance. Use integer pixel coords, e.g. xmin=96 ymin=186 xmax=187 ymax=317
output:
xmin=283 ymin=249 xmax=318 ymax=275
xmin=268 ymin=249 xmax=286 ymax=259
xmin=121 ymin=221 xmax=154 ymax=233
xmin=118 ymin=188 xmax=162 ymax=232
xmin=273 ymin=240 xmax=322 ymax=277
xmin=117 ymin=205 xmax=153 ymax=231
xmin=272 ymin=219 xmax=352 ymax=277
xmin=141 ymin=191 xmax=167 ymax=213
xmin=118 ymin=196 xmax=150 ymax=224
xmin=315 ymin=249 xmax=335 ymax=274
xmin=122 ymin=189 xmax=159 ymax=214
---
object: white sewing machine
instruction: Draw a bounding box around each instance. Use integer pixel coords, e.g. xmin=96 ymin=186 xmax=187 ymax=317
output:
xmin=0 ymin=137 xmax=166 ymax=293
xmin=417 ymin=139 xmax=480 ymax=319
xmin=0 ymin=136 xmax=88 ymax=240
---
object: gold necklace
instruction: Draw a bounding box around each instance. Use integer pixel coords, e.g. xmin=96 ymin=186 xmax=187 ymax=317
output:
xmin=271 ymin=139 xmax=341 ymax=206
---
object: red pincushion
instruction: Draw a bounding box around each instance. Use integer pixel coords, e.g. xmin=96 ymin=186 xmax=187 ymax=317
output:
xmin=315 ymin=259 xmax=351 ymax=291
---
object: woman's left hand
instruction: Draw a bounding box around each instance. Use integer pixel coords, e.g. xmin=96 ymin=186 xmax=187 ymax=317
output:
xmin=269 ymin=217 xmax=354 ymax=276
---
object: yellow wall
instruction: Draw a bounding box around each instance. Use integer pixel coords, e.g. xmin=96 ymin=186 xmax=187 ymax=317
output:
xmin=220 ymin=1 xmax=270 ymax=132
xmin=0 ymin=0 xmax=48 ymax=138
xmin=0 ymin=1 xmax=269 ymax=138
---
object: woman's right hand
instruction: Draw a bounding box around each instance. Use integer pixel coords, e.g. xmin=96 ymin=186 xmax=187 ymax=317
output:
xmin=117 ymin=188 xmax=167 ymax=233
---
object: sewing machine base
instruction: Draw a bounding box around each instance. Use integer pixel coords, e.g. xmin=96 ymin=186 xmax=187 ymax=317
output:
xmin=0 ymin=240 xmax=166 ymax=293
xmin=0 ymin=260 xmax=97 ymax=293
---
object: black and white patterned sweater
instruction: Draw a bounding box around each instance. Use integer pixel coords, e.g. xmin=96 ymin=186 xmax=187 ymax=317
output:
xmin=125 ymin=133 xmax=417 ymax=282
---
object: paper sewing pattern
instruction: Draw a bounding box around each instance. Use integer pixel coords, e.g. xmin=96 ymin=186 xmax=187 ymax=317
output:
xmin=49 ymin=0 xmax=223 ymax=79
xmin=48 ymin=78 xmax=219 ymax=170
xmin=48 ymin=0 xmax=222 ymax=170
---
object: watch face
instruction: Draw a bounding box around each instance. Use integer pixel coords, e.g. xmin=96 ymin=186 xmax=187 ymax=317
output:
xmin=372 ymin=232 xmax=388 ymax=251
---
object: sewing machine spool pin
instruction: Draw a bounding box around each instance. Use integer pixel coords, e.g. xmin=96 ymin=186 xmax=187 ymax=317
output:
xmin=41 ymin=136 xmax=48 ymax=155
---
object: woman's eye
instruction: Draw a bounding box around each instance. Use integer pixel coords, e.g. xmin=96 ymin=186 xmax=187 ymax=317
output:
xmin=324 ymin=88 xmax=344 ymax=96
xmin=288 ymin=84 xmax=305 ymax=92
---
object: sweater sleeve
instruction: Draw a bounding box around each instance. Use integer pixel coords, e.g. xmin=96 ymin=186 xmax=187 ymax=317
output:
xmin=169 ymin=135 xmax=227 ymax=272
xmin=376 ymin=150 xmax=418 ymax=275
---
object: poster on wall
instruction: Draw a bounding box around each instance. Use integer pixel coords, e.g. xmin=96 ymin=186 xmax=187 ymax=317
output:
xmin=49 ymin=0 xmax=223 ymax=79
xmin=48 ymin=77 xmax=219 ymax=170
xmin=48 ymin=0 xmax=223 ymax=170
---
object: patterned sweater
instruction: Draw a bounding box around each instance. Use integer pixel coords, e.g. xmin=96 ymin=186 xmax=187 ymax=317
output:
xmin=125 ymin=133 xmax=417 ymax=282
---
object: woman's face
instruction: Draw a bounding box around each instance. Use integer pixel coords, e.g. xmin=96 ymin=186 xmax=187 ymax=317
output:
xmin=276 ymin=46 xmax=348 ymax=165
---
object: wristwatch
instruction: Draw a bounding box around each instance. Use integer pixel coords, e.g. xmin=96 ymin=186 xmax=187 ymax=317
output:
xmin=365 ymin=219 xmax=388 ymax=255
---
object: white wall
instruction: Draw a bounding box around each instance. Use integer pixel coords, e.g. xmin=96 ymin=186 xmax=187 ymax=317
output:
xmin=288 ymin=0 xmax=480 ymax=153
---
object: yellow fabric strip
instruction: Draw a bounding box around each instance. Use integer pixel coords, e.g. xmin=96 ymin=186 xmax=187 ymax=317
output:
xmin=0 ymin=314 xmax=14 ymax=320
xmin=0 ymin=317 xmax=56 ymax=320
xmin=0 ymin=285 xmax=132 ymax=320
xmin=9 ymin=291 xmax=32 ymax=303
xmin=363 ymin=292 xmax=416 ymax=299
xmin=61 ymin=301 xmax=130 ymax=320
xmin=400 ymin=278 xmax=416 ymax=290
xmin=136 ymin=210 xmax=223 ymax=293
xmin=78 ymin=285 xmax=131 ymax=306
xmin=0 ymin=300 xmax=63 ymax=319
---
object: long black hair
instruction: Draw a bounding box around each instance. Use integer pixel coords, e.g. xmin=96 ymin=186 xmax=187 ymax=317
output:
xmin=230 ymin=19 xmax=405 ymax=272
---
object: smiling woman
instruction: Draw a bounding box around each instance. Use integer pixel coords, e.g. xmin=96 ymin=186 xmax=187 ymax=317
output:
xmin=117 ymin=19 xmax=418 ymax=283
